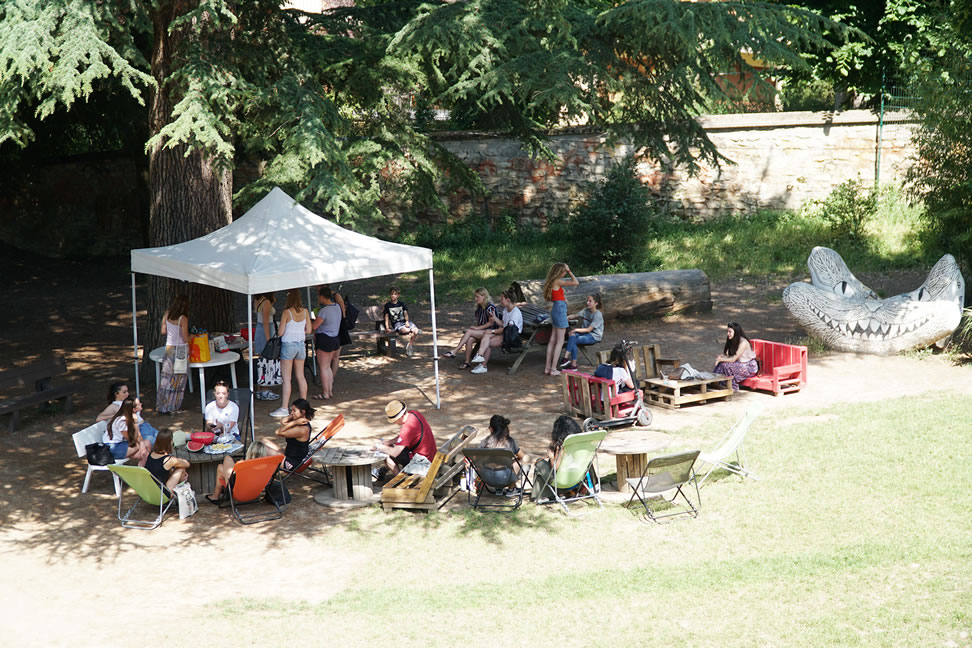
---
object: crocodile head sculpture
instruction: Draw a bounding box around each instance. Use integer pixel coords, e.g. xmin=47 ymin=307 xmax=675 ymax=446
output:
xmin=782 ymin=247 xmax=965 ymax=354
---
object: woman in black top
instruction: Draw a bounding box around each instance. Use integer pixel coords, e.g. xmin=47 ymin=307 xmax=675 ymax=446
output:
xmin=144 ymin=429 xmax=190 ymax=495
xmin=275 ymin=398 xmax=314 ymax=470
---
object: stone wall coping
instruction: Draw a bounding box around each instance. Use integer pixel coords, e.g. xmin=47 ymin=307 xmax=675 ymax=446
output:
xmin=426 ymin=109 xmax=916 ymax=141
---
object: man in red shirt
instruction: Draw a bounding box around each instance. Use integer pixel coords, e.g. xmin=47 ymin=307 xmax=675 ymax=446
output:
xmin=373 ymin=400 xmax=437 ymax=478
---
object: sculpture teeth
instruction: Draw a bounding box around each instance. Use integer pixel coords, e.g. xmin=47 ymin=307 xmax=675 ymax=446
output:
xmin=869 ymin=318 xmax=881 ymax=333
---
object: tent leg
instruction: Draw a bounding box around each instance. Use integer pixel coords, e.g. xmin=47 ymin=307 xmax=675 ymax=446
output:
xmin=429 ymin=268 xmax=440 ymax=409
xmin=247 ymin=294 xmax=255 ymax=444
xmin=131 ymin=273 xmax=140 ymax=396
xmin=306 ymin=286 xmax=317 ymax=377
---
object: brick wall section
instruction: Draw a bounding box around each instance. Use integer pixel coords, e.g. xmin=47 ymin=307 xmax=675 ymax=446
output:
xmin=430 ymin=110 xmax=916 ymax=224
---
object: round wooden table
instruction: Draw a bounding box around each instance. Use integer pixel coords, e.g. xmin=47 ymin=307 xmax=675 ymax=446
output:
xmin=312 ymin=446 xmax=382 ymax=503
xmin=599 ymin=429 xmax=673 ymax=494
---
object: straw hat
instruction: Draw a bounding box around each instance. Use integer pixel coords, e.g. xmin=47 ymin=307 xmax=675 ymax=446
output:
xmin=385 ymin=400 xmax=407 ymax=423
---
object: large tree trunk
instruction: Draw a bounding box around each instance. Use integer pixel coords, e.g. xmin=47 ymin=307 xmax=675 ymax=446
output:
xmin=141 ymin=1 xmax=234 ymax=381
xmin=511 ymin=270 xmax=713 ymax=319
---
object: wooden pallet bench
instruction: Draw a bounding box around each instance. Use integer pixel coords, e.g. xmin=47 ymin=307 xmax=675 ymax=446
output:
xmin=381 ymin=425 xmax=475 ymax=512
xmin=0 ymin=357 xmax=85 ymax=432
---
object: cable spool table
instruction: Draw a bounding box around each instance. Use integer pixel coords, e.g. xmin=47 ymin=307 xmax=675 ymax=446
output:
xmin=312 ymin=446 xmax=383 ymax=505
xmin=598 ymin=429 xmax=673 ymax=494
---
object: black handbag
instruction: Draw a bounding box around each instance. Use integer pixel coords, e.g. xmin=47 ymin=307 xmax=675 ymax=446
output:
xmin=501 ymin=323 xmax=522 ymax=352
xmin=85 ymin=442 xmax=114 ymax=466
xmin=260 ymin=335 xmax=282 ymax=360
xmin=344 ymin=296 xmax=360 ymax=330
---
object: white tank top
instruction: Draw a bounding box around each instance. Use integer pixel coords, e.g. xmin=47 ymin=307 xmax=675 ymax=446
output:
xmin=166 ymin=316 xmax=186 ymax=346
xmin=256 ymin=300 xmax=275 ymax=324
xmin=281 ymin=309 xmax=307 ymax=343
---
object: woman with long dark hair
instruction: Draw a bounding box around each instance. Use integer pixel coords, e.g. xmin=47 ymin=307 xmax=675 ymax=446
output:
xmin=713 ymin=322 xmax=758 ymax=391
xmin=158 ymin=294 xmax=190 ymax=414
xmin=105 ymin=397 xmax=152 ymax=465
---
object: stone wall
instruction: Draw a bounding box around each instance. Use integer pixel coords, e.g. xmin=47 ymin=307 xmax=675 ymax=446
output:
xmin=431 ymin=110 xmax=916 ymax=223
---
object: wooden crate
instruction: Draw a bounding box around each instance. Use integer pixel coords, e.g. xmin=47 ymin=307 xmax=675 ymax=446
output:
xmin=644 ymin=376 xmax=733 ymax=410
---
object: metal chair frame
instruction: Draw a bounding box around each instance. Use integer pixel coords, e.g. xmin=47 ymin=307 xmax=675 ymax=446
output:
xmin=626 ymin=450 xmax=701 ymax=523
xmin=463 ymin=448 xmax=530 ymax=511
xmin=107 ymin=464 xmax=174 ymax=530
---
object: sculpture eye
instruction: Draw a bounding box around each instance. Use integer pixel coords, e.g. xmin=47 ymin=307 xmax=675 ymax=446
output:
xmin=837 ymin=281 xmax=855 ymax=296
xmin=916 ymin=287 xmax=928 ymax=301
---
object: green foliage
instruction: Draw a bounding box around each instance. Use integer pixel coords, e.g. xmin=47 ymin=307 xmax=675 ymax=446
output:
xmin=569 ymin=156 xmax=656 ymax=273
xmin=805 ymin=178 xmax=877 ymax=242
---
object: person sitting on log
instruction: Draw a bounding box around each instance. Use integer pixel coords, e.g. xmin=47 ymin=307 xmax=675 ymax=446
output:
xmin=713 ymin=322 xmax=758 ymax=391
xmin=559 ymin=293 xmax=604 ymax=370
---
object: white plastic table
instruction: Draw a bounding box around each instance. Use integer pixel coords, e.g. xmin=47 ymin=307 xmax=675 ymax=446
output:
xmin=149 ymin=347 xmax=240 ymax=415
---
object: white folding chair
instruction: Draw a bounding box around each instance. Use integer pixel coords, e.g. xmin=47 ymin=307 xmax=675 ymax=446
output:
xmin=72 ymin=421 xmax=128 ymax=497
xmin=696 ymin=405 xmax=762 ymax=488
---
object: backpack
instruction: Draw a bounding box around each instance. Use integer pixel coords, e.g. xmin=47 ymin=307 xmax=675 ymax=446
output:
xmin=501 ymin=324 xmax=522 ymax=352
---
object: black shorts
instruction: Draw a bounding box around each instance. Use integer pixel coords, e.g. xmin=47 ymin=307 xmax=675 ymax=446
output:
xmin=315 ymin=333 xmax=341 ymax=352
xmin=393 ymin=450 xmax=411 ymax=467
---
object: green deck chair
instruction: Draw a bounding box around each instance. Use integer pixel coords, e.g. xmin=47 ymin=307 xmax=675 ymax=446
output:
xmin=533 ymin=430 xmax=607 ymax=514
xmin=107 ymin=464 xmax=173 ymax=530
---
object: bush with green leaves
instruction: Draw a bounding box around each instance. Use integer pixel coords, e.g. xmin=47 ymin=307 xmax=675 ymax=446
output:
xmin=809 ymin=177 xmax=877 ymax=242
xmin=569 ymin=156 xmax=656 ymax=273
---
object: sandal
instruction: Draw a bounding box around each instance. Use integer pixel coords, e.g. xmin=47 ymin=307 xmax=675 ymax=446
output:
xmin=442 ymin=350 xmax=456 ymax=358
xmin=458 ymin=362 xmax=471 ymax=370
xmin=205 ymin=494 xmax=220 ymax=506
xmin=312 ymin=393 xmax=325 ymax=400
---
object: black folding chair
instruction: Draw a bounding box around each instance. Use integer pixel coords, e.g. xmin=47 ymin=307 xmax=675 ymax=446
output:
xmin=626 ymin=450 xmax=701 ymax=522
xmin=462 ymin=448 xmax=530 ymax=511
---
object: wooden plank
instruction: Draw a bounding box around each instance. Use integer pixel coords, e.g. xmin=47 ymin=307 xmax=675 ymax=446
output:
xmin=0 ymin=357 xmax=68 ymax=391
xmin=385 ymin=472 xmax=408 ymax=488
xmin=413 ymin=452 xmax=446 ymax=503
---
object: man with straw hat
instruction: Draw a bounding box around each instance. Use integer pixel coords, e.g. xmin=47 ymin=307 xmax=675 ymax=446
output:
xmin=372 ymin=400 xmax=437 ymax=481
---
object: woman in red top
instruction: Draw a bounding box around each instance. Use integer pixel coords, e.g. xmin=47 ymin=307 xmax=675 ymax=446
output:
xmin=543 ymin=262 xmax=578 ymax=376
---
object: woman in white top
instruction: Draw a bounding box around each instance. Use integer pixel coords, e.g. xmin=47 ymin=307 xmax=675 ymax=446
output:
xmin=105 ymin=397 xmax=151 ymax=465
xmin=157 ymin=294 xmax=190 ymax=414
xmin=270 ymin=289 xmax=311 ymax=417
xmin=713 ymin=322 xmax=758 ymax=391
xmin=205 ymin=381 xmax=240 ymax=439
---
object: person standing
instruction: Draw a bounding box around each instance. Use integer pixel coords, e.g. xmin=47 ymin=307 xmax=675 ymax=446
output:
xmin=270 ymin=289 xmax=311 ymax=418
xmin=311 ymin=286 xmax=342 ymax=400
xmin=157 ymin=294 xmax=189 ymax=414
xmin=542 ymin=262 xmax=578 ymax=376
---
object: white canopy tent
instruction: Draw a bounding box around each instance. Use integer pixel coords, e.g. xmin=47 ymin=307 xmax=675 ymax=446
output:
xmin=130 ymin=187 xmax=440 ymax=436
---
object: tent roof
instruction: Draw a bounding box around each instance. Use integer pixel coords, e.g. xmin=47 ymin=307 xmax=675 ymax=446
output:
xmin=130 ymin=187 xmax=433 ymax=294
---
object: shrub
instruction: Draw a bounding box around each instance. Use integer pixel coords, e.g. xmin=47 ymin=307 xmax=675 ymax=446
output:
xmin=569 ymin=155 xmax=656 ymax=273
xmin=808 ymin=177 xmax=877 ymax=242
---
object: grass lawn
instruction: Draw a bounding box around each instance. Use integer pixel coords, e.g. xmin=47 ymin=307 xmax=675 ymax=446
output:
xmin=214 ymin=393 xmax=970 ymax=647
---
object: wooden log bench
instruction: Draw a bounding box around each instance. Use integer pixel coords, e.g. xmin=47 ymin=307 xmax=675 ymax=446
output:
xmin=0 ymin=357 xmax=86 ymax=432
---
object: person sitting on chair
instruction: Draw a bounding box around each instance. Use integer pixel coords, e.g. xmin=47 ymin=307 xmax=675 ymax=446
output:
xmin=204 ymin=381 xmax=240 ymax=440
xmin=372 ymin=400 xmax=437 ymax=480
xmin=144 ymin=429 xmax=190 ymax=494
xmin=97 ymin=381 xmax=160 ymax=446
xmin=480 ymin=414 xmax=525 ymax=463
xmin=274 ymin=398 xmax=314 ymax=471
xmin=470 ymin=290 xmax=522 ymax=375
xmin=105 ymin=397 xmax=153 ymax=466
xmin=532 ymin=415 xmax=581 ymax=501
xmin=208 ymin=436 xmax=282 ymax=504
xmin=595 ymin=342 xmax=635 ymax=394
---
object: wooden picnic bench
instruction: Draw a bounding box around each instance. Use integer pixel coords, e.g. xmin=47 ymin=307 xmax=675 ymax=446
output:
xmin=0 ymin=357 xmax=85 ymax=432
xmin=347 ymin=305 xmax=419 ymax=356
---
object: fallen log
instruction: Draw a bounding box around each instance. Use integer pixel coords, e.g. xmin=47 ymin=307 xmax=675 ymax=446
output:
xmin=510 ymin=270 xmax=712 ymax=319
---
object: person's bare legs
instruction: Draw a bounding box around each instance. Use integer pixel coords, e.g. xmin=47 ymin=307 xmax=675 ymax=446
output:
xmin=165 ymin=468 xmax=188 ymax=492
xmin=293 ymin=357 xmax=308 ymax=400
xmin=545 ymin=327 xmax=567 ymax=374
xmin=331 ymin=346 xmax=341 ymax=379
xmin=314 ymin=349 xmax=327 ymax=397
xmin=463 ymin=329 xmax=487 ymax=363
xmin=319 ymin=350 xmax=335 ymax=398
xmin=479 ymin=334 xmax=502 ymax=366
xmin=280 ymin=358 xmax=294 ymax=407
xmin=212 ymin=455 xmax=236 ymax=499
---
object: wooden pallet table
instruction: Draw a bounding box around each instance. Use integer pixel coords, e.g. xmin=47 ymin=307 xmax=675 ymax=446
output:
xmin=644 ymin=376 xmax=733 ymax=410
xmin=314 ymin=446 xmax=382 ymax=501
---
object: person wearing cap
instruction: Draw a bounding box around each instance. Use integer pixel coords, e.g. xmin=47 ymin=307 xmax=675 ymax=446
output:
xmin=372 ymin=400 xmax=437 ymax=479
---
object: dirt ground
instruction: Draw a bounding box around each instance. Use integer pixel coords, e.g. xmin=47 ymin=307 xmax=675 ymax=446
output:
xmin=1 ymin=245 xmax=969 ymax=644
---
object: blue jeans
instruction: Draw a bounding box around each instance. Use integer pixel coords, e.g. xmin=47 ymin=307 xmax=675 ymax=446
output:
xmin=139 ymin=421 xmax=159 ymax=447
xmin=564 ymin=332 xmax=597 ymax=362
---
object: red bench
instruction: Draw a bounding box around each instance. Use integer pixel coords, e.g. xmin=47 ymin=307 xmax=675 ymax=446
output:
xmin=561 ymin=369 xmax=642 ymax=421
xmin=740 ymin=339 xmax=807 ymax=396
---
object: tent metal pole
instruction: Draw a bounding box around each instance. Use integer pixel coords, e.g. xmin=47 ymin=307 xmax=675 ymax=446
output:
xmin=131 ymin=273 xmax=140 ymax=396
xmin=306 ymin=285 xmax=317 ymax=377
xmin=247 ymin=294 xmax=255 ymax=444
xmin=428 ymin=268 xmax=440 ymax=409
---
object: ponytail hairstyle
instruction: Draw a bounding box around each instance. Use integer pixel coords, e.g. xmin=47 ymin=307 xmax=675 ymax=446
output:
xmin=543 ymin=263 xmax=568 ymax=301
xmin=589 ymin=293 xmax=603 ymax=310
xmin=488 ymin=414 xmax=512 ymax=444
xmin=608 ymin=341 xmax=629 ymax=368
xmin=106 ymin=382 xmax=128 ymax=404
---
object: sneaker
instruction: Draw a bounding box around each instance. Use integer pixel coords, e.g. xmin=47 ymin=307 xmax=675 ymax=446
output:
xmin=559 ymin=359 xmax=572 ymax=369
xmin=471 ymin=354 xmax=486 ymax=364
xmin=269 ymin=407 xmax=289 ymax=417
xmin=406 ymin=341 xmax=414 ymax=357
xmin=471 ymin=365 xmax=488 ymax=374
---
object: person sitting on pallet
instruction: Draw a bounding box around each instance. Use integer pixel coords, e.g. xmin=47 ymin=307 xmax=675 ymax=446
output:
xmin=372 ymin=400 xmax=437 ymax=481
xmin=470 ymin=290 xmax=523 ymax=375
xmin=383 ymin=287 xmax=420 ymax=357
xmin=594 ymin=342 xmax=635 ymax=394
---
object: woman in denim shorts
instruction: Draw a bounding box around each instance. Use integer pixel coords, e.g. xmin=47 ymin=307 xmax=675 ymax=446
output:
xmin=270 ymin=289 xmax=311 ymax=418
